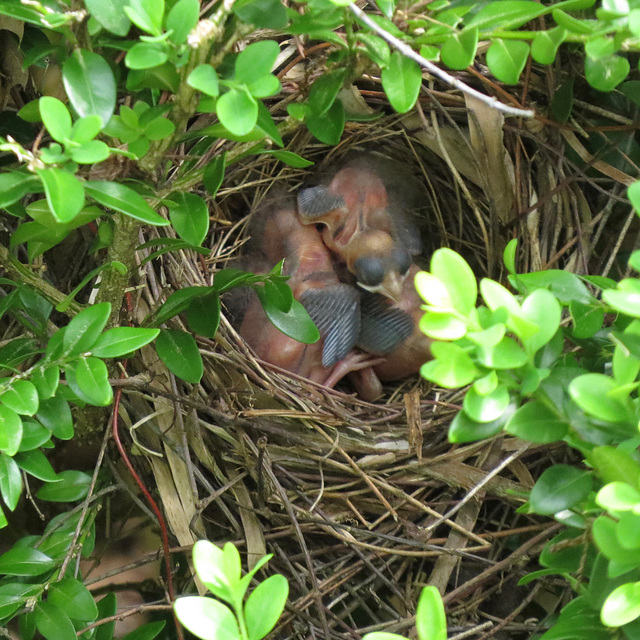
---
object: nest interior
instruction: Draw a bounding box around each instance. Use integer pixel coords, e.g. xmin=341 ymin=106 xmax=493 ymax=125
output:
xmin=100 ymin=60 xmax=640 ymax=639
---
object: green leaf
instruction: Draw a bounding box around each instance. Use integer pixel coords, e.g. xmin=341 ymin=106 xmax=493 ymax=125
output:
xmin=71 ymin=115 xmax=103 ymax=143
xmin=0 ymin=546 xmax=56 ymax=576
xmin=18 ymin=420 xmax=52 ymax=452
xmin=174 ymin=596 xmax=240 ymax=640
xmin=125 ymin=43 xmax=169 ymax=70
xmin=381 ymin=52 xmax=422 ymax=113
xmin=121 ymin=621 xmax=166 ymax=640
xmin=232 ymin=0 xmax=288 ymax=29
xmin=39 ymin=97 xmax=72 ymax=143
xmin=37 ymin=395 xmax=73 ymax=440
xmin=217 ymin=89 xmax=258 ymax=137
xmin=261 ymin=150 xmax=314 ymax=168
xmin=589 ymin=446 xmax=640 ymax=486
xmin=35 ymin=601 xmax=76 ymax=640
xmin=477 ymin=337 xmax=528 ymax=369
xmin=62 ymin=49 xmax=117 ymax=126
xmin=593 ymin=515 xmax=640 ymax=572
xmin=602 ymin=582 xmax=640 ymax=627
xmin=1 ymin=380 xmax=39 ymax=416
xmin=570 ymin=300 xmax=604 ymax=339
xmin=504 ymin=401 xmax=569 ymax=443
xmin=49 ymin=578 xmax=98 ymax=622
xmin=37 ymin=169 xmax=86 ymax=224
xmin=124 ymin=0 xmax=164 ymax=35
xmin=256 ymin=292 xmax=320 ymax=344
xmin=95 ymin=594 xmax=117 ymax=640
xmin=85 ymin=181 xmax=168 ymax=225
xmin=245 ymin=574 xmax=288 ymax=640
xmin=463 ymin=384 xmax=509 ymax=423
xmin=430 ymin=249 xmax=477 ymax=315
xmin=192 ymin=540 xmax=234 ymax=603
xmin=14 ymin=448 xmax=58 ymax=481
xmin=36 ymin=470 xmax=91 ymax=502
xmin=585 ymin=54 xmax=630 ymax=92
xmin=440 ymin=27 xmax=479 ymax=70
xmin=529 ymin=464 xmax=593 ymax=515
xmin=0 ymin=405 xmax=23 ymax=456
xmin=155 ymin=330 xmax=203 ymax=384
xmin=85 ymin=0 xmax=130 ymax=35
xmin=63 ymin=302 xmax=111 ymax=356
xmin=419 ymin=311 xmax=467 ymax=340
xmin=91 ymin=327 xmax=159 ymax=357
xmin=531 ymin=26 xmax=567 ymax=65
xmin=486 ymin=39 xmax=530 ymax=85
xmin=421 ymin=342 xmax=480 ymax=388
xmin=308 ymin=69 xmax=347 ymax=116
xmin=358 ymin=33 xmax=391 ymax=67
xmin=520 ymin=289 xmax=562 ymax=354
xmin=188 ymin=65 xmax=220 ymax=97
xmin=68 ymin=357 xmax=113 ymax=406
xmin=0 ymin=172 xmax=42 ymax=209
xmin=569 ymin=373 xmax=631 ymax=423
xmin=236 ymin=40 xmax=280 ymax=84
xmin=416 ymin=585 xmax=447 ymax=640
xmin=552 ymin=8 xmax=596 ymax=33
xmin=204 ymin=153 xmax=226 ymax=196
xmin=306 ymin=98 xmax=345 ymax=145
xmin=0 ymin=453 xmax=22 ymax=510
xmin=166 ymin=0 xmax=199 ymax=44
xmin=167 ymin=192 xmax=210 ymax=246
xmin=70 ymin=140 xmax=110 ymax=164
xmin=187 ymin=294 xmax=221 ymax=338
xmin=465 ymin=0 xmax=546 ymax=29
xmin=596 ymin=482 xmax=640 ymax=512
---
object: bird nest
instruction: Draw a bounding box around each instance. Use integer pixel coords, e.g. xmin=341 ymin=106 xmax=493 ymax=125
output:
xmin=116 ymin=62 xmax=639 ymax=639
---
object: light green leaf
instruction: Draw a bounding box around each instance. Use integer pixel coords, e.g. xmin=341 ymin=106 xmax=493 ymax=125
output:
xmin=39 ymin=97 xmax=72 ymax=143
xmin=0 ymin=380 xmax=39 ymax=416
xmin=0 ymin=405 xmax=23 ymax=456
xmin=569 ymin=373 xmax=632 ymax=423
xmin=85 ymin=181 xmax=168 ymax=225
xmin=602 ymin=582 xmax=640 ymax=627
xmin=85 ymin=0 xmax=130 ymax=35
xmin=486 ymin=39 xmax=530 ymax=85
xmin=431 ymin=249 xmax=477 ymax=315
xmin=245 ymin=575 xmax=288 ymax=640
xmin=381 ymin=52 xmax=422 ymax=113
xmin=416 ymin=586 xmax=447 ymax=640
xmin=441 ymin=27 xmax=479 ymax=70
xmin=236 ymin=40 xmax=280 ymax=84
xmin=166 ymin=0 xmax=199 ymax=44
xmin=174 ymin=597 xmax=240 ymax=640
xmin=216 ymin=89 xmax=258 ymax=136
xmin=188 ymin=65 xmax=220 ymax=97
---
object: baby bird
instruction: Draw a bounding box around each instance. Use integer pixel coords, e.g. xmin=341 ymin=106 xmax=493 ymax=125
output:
xmin=232 ymin=201 xmax=378 ymax=387
xmin=297 ymin=155 xmax=422 ymax=303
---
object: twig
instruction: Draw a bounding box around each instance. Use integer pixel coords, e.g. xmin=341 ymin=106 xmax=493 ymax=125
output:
xmin=349 ymin=3 xmax=535 ymax=119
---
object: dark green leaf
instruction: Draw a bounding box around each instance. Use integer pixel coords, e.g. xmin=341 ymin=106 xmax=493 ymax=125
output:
xmin=505 ymin=401 xmax=569 ymax=443
xmin=569 ymin=373 xmax=632 ymax=423
xmin=0 ymin=380 xmax=38 ymax=416
xmin=255 ymin=292 xmax=320 ymax=344
xmin=18 ymin=420 xmax=52 ymax=451
xmin=306 ymin=98 xmax=345 ymax=145
xmin=91 ymin=327 xmax=160 ymax=357
xmin=63 ymin=302 xmax=111 ymax=356
xmin=49 ymin=578 xmax=98 ymax=622
xmin=14 ymin=448 xmax=58 ymax=481
xmin=465 ymin=0 xmax=546 ymax=29
xmin=85 ymin=181 xmax=168 ymax=226
xmin=167 ymin=192 xmax=210 ymax=246
xmin=529 ymin=464 xmax=593 ymax=515
xmin=95 ymin=594 xmax=117 ymax=640
xmin=120 ymin=621 xmax=167 ymax=640
xmin=0 ymin=172 xmax=42 ymax=209
xmin=153 ymin=286 xmax=211 ymax=325
xmin=261 ymin=150 xmax=314 ymax=168
xmin=37 ymin=169 xmax=85 ymax=224
xmin=570 ymin=300 xmax=604 ymax=338
xmin=36 ymin=470 xmax=91 ymax=502
xmin=308 ymin=69 xmax=347 ymax=116
xmin=62 ymin=49 xmax=117 ymax=126
xmin=203 ymin=153 xmax=226 ymax=196
xmin=233 ymin=0 xmax=288 ymax=29
xmin=67 ymin=357 xmax=113 ymax=406
xmin=0 ymin=546 xmax=55 ymax=576
xmin=589 ymin=446 xmax=640 ymax=486
xmin=37 ymin=395 xmax=73 ymax=440
xmin=35 ymin=601 xmax=76 ymax=640
xmin=155 ymin=329 xmax=204 ymax=384
xmin=187 ymin=294 xmax=221 ymax=338
xmin=516 ymin=269 xmax=592 ymax=303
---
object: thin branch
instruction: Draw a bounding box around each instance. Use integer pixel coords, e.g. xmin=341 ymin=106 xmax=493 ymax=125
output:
xmin=349 ymin=3 xmax=535 ymax=119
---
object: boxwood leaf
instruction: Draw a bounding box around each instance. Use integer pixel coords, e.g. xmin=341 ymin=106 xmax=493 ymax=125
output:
xmin=155 ymin=329 xmax=204 ymax=384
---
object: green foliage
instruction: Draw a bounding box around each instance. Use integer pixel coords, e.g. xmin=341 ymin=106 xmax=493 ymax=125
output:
xmin=174 ymin=541 xmax=289 ymax=640
xmin=417 ymin=192 xmax=640 ymax=632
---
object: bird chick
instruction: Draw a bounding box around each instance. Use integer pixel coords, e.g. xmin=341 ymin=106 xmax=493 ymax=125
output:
xmin=297 ymin=156 xmax=422 ymax=303
xmin=233 ymin=202 xmax=379 ymax=388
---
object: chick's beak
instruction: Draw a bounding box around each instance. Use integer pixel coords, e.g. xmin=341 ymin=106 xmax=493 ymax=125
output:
xmin=380 ymin=271 xmax=405 ymax=304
